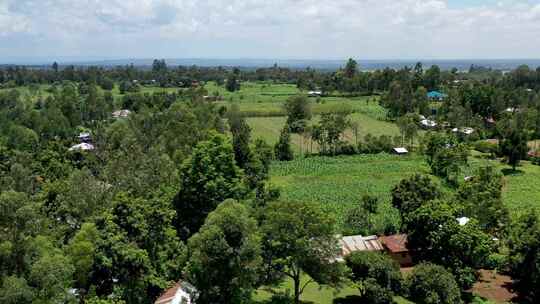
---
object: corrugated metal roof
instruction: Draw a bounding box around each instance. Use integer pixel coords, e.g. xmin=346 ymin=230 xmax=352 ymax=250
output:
xmin=339 ymin=235 xmax=384 ymax=257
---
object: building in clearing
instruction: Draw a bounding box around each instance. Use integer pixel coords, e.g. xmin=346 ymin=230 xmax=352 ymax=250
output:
xmin=112 ymin=109 xmax=131 ymax=119
xmin=380 ymin=234 xmax=412 ymax=267
xmin=427 ymin=91 xmax=447 ymax=101
xmin=336 ymin=235 xmax=384 ymax=261
xmin=308 ymin=90 xmax=322 ymax=97
xmin=68 ymin=143 xmax=95 ymax=152
xmin=154 ymin=280 xmax=198 ymax=304
xmin=77 ymin=132 xmax=91 ymax=143
xmin=420 ymin=119 xmax=437 ymax=129
xmin=393 ymin=147 xmax=408 ymax=155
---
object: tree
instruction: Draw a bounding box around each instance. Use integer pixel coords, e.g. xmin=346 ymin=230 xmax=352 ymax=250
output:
xmin=457 ymin=166 xmax=509 ymax=233
xmin=391 ymin=174 xmax=441 ymax=221
xmin=29 ymin=252 xmax=75 ymax=303
xmin=500 ymin=121 xmax=528 ymax=171
xmin=274 ymin=127 xmax=294 ymax=161
xmin=344 ymin=58 xmax=358 ymax=78
xmin=185 ymin=200 xmax=261 ymax=304
xmin=346 ymin=251 xmax=401 ymax=292
xmin=226 ymin=73 xmax=240 ymax=92
xmin=173 ymin=133 xmax=246 ymax=239
xmin=0 ymin=276 xmax=34 ymax=304
xmin=405 ymin=200 xmax=493 ymax=290
xmin=284 ymin=95 xmax=312 ymax=133
xmin=508 ymin=212 xmax=540 ymax=303
xmin=396 ymin=113 xmax=419 ymax=147
xmin=422 ymin=132 xmax=468 ymax=184
xmin=311 ymin=108 xmax=351 ymax=155
xmin=406 ymin=263 xmax=462 ymax=304
xmin=227 ymin=104 xmax=252 ymax=169
xmin=92 ymin=192 xmax=186 ymax=303
xmin=261 ymin=201 xmax=345 ymax=304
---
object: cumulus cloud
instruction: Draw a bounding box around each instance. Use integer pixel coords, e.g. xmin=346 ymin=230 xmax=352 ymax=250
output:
xmin=0 ymin=0 xmax=539 ymax=59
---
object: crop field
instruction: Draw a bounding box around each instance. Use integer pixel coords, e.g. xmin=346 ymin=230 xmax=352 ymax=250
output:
xmin=270 ymin=153 xmax=429 ymax=227
xmin=270 ymin=153 xmax=540 ymax=230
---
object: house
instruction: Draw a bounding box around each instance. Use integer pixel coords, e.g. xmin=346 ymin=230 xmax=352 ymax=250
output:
xmin=393 ymin=147 xmax=408 ymax=155
xmin=77 ymin=132 xmax=91 ymax=143
xmin=452 ymin=127 xmax=474 ymax=135
xmin=420 ymin=119 xmax=437 ymax=129
xmin=68 ymin=143 xmax=95 ymax=152
xmin=427 ymin=91 xmax=447 ymax=101
xmin=112 ymin=109 xmax=131 ymax=119
xmin=155 ymin=280 xmax=198 ymax=304
xmin=308 ymin=90 xmax=322 ymax=97
xmin=336 ymin=235 xmax=384 ymax=261
xmin=457 ymin=217 xmax=470 ymax=226
xmin=380 ymin=234 xmax=413 ymax=267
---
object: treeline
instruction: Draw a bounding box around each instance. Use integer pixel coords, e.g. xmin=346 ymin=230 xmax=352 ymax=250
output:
xmin=3 ymin=59 xmax=540 ymax=95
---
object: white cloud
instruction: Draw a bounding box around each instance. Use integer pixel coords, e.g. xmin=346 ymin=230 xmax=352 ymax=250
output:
xmin=1 ymin=0 xmax=540 ymax=59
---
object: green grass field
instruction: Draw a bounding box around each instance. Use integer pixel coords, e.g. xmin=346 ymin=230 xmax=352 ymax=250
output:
xmin=252 ymin=274 xmax=413 ymax=304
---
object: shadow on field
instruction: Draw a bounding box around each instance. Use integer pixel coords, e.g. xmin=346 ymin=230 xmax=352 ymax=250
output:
xmin=333 ymin=295 xmax=363 ymax=304
xmin=501 ymin=168 xmax=525 ymax=176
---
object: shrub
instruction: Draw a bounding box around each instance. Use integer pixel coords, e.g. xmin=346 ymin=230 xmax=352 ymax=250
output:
xmin=473 ymin=140 xmax=498 ymax=155
xmin=406 ymin=263 xmax=462 ymax=304
xmin=346 ymin=251 xmax=402 ymax=293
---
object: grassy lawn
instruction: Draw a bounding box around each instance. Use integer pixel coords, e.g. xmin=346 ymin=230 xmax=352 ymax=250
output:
xmin=252 ymin=274 xmax=413 ymax=304
xmin=247 ymin=112 xmax=400 ymax=153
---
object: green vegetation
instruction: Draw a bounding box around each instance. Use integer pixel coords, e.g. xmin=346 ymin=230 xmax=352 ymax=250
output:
xmin=2 ymin=59 xmax=540 ymax=304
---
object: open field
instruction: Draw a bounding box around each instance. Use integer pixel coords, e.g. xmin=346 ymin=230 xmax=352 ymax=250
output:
xmin=252 ymin=274 xmax=414 ymax=304
xmin=270 ymin=154 xmax=429 ymax=227
xmin=270 ymin=153 xmax=540 ymax=229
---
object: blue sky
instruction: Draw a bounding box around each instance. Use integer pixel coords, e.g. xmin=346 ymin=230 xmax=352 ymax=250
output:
xmin=1 ymin=0 xmax=540 ymax=61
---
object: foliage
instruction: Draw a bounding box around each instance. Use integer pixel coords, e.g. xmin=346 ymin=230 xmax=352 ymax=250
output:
xmin=185 ymin=200 xmax=262 ymax=304
xmin=346 ymin=251 xmax=402 ymax=292
xmin=507 ymin=211 xmax=540 ymax=303
xmin=261 ymin=200 xmax=346 ymax=304
xmin=284 ymin=95 xmax=312 ymax=133
xmin=500 ymin=119 xmax=529 ymax=171
xmin=405 ymin=200 xmax=494 ymax=290
xmin=422 ymin=132 xmax=469 ymax=184
xmin=391 ymin=174 xmax=441 ymax=222
xmin=173 ymin=133 xmax=246 ymax=239
xmin=406 ymin=263 xmax=462 ymax=304
xmin=457 ymin=166 xmax=509 ymax=233
xmin=274 ymin=127 xmax=294 ymax=161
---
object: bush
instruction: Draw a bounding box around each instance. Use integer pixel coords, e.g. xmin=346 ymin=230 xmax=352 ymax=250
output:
xmin=346 ymin=251 xmax=402 ymax=293
xmin=473 ymin=140 xmax=498 ymax=155
xmin=357 ymin=134 xmax=393 ymax=154
xmin=406 ymin=263 xmax=462 ymax=304
xmin=362 ymin=278 xmax=395 ymax=304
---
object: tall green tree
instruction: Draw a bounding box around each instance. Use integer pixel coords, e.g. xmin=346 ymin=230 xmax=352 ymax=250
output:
xmin=261 ymin=201 xmax=346 ymax=304
xmin=500 ymin=120 xmax=529 ymax=171
xmin=173 ymin=134 xmax=246 ymax=239
xmin=508 ymin=211 xmax=540 ymax=303
xmin=274 ymin=127 xmax=294 ymax=161
xmin=185 ymin=200 xmax=261 ymax=304
xmin=284 ymin=95 xmax=312 ymax=133
xmin=457 ymin=166 xmax=509 ymax=233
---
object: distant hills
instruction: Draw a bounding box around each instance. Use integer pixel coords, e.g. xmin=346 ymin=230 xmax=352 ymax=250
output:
xmin=2 ymin=58 xmax=540 ymax=71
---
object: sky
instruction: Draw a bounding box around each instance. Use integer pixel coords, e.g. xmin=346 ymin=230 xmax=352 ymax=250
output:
xmin=1 ymin=0 xmax=540 ymax=62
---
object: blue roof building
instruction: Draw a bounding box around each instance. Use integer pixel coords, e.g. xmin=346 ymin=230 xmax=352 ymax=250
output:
xmin=427 ymin=91 xmax=447 ymax=100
